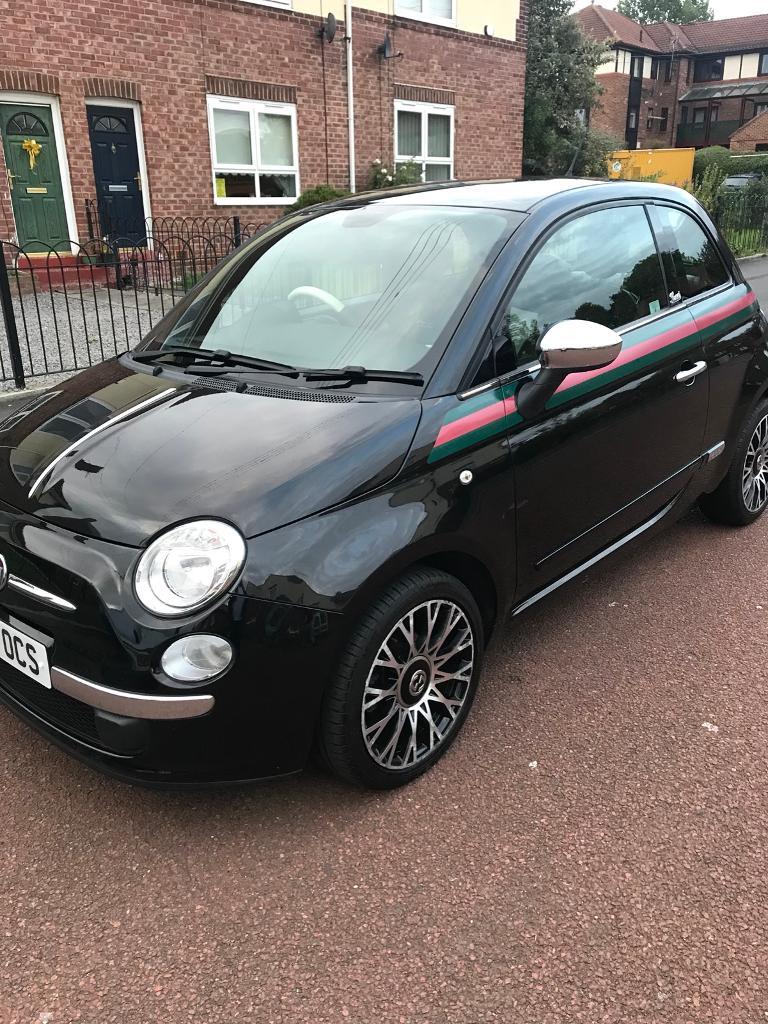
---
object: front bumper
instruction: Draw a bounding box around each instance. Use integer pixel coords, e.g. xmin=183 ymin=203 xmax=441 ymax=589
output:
xmin=0 ymin=499 xmax=346 ymax=785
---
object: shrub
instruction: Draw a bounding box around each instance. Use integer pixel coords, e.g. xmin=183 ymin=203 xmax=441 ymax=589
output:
xmin=286 ymin=185 xmax=349 ymax=213
xmin=369 ymin=159 xmax=422 ymax=189
xmin=727 ymin=154 xmax=768 ymax=176
xmin=691 ymin=163 xmax=726 ymax=212
xmin=693 ymin=146 xmax=733 ymax=182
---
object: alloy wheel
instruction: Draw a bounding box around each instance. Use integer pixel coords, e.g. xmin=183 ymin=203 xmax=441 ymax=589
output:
xmin=361 ymin=599 xmax=475 ymax=771
xmin=742 ymin=414 xmax=768 ymax=513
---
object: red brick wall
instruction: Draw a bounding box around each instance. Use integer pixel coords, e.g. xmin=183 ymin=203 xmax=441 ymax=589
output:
xmin=0 ymin=0 xmax=526 ymax=245
xmin=730 ymin=110 xmax=768 ymax=152
xmin=590 ymin=73 xmax=629 ymax=142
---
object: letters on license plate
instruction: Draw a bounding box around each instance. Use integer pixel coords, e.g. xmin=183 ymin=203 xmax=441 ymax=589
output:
xmin=0 ymin=619 xmax=51 ymax=688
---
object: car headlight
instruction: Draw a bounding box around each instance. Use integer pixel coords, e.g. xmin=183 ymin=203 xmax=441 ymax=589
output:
xmin=134 ymin=520 xmax=246 ymax=617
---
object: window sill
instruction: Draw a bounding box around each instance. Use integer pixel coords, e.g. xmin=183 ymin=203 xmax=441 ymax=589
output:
xmin=394 ymin=9 xmax=457 ymax=30
xmin=235 ymin=0 xmax=292 ymax=9
xmin=213 ymin=196 xmax=295 ymax=206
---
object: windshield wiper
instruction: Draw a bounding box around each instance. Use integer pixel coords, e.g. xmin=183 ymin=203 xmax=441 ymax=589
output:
xmin=128 ymin=347 xmax=301 ymax=377
xmin=303 ymin=365 xmax=424 ymax=386
xmin=128 ymin=349 xmax=423 ymax=387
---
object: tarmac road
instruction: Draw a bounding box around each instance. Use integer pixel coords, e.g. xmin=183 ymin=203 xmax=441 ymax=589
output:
xmin=1 ymin=259 xmax=768 ymax=1024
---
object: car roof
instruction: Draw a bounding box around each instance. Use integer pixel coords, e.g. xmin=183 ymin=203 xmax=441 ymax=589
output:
xmin=330 ymin=178 xmax=698 ymax=214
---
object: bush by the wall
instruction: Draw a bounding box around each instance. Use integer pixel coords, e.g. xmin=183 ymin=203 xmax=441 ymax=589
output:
xmin=693 ymin=146 xmax=733 ymax=181
xmin=286 ymin=185 xmax=350 ymax=213
xmin=693 ymin=147 xmax=768 ymax=183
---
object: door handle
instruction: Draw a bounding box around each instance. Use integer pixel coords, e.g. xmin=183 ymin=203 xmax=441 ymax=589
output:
xmin=6 ymin=169 xmax=15 ymax=191
xmin=675 ymin=360 xmax=707 ymax=385
xmin=134 ymin=173 xmax=142 ymax=192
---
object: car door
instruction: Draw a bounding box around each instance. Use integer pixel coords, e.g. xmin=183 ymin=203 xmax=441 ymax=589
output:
xmin=648 ymin=202 xmax=761 ymax=462
xmin=493 ymin=201 xmax=710 ymax=603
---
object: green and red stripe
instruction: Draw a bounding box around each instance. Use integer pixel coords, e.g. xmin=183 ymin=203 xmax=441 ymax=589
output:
xmin=428 ymin=285 xmax=758 ymax=464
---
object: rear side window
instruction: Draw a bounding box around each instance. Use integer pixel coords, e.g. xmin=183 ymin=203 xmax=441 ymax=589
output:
xmin=498 ymin=204 xmax=668 ymax=370
xmin=650 ymin=205 xmax=729 ymax=300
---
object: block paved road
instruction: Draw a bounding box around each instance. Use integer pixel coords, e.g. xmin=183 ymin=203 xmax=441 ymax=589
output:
xmin=1 ymin=259 xmax=768 ymax=1024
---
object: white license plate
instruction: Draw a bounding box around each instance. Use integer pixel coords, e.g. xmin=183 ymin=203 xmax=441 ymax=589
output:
xmin=0 ymin=619 xmax=51 ymax=689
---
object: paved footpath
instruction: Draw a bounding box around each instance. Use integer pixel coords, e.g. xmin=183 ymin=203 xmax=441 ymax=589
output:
xmin=1 ymin=261 xmax=768 ymax=1024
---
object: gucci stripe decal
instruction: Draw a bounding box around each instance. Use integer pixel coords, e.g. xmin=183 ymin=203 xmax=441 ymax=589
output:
xmin=428 ymin=286 xmax=758 ymax=464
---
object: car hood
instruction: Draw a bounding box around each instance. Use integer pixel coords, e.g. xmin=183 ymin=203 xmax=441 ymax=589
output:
xmin=0 ymin=363 xmax=422 ymax=547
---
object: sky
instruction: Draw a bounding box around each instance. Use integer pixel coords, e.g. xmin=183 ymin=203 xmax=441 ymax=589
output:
xmin=572 ymin=0 xmax=764 ymax=19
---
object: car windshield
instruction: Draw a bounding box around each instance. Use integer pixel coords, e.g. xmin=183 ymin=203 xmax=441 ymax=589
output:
xmin=158 ymin=204 xmax=516 ymax=378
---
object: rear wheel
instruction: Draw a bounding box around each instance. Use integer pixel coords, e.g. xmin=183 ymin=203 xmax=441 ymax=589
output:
xmin=699 ymin=401 xmax=768 ymax=526
xmin=317 ymin=568 xmax=484 ymax=789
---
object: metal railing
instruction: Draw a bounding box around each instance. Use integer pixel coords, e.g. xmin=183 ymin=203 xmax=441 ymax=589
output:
xmin=713 ymin=190 xmax=768 ymax=260
xmin=0 ymin=226 xmax=264 ymax=388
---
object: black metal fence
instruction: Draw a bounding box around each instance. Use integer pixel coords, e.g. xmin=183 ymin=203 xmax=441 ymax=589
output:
xmin=713 ymin=191 xmax=768 ymax=260
xmin=0 ymin=214 xmax=266 ymax=389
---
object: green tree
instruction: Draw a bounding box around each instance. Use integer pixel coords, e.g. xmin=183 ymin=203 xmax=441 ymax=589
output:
xmin=524 ymin=0 xmax=609 ymax=174
xmin=616 ymin=0 xmax=712 ymax=24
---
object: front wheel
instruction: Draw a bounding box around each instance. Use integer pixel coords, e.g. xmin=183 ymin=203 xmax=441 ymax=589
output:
xmin=699 ymin=401 xmax=768 ymax=526
xmin=317 ymin=568 xmax=484 ymax=789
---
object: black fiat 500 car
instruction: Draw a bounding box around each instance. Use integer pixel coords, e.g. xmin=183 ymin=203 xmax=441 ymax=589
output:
xmin=0 ymin=179 xmax=765 ymax=788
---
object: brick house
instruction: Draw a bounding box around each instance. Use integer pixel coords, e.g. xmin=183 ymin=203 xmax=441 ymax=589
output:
xmin=0 ymin=0 xmax=527 ymax=254
xmin=576 ymin=4 xmax=768 ymax=152
xmin=730 ymin=110 xmax=768 ymax=152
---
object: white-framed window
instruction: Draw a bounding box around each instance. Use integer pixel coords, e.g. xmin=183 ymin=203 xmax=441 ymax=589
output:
xmin=395 ymin=100 xmax=454 ymax=182
xmin=206 ymin=95 xmax=299 ymax=206
xmin=395 ymin=0 xmax=455 ymax=28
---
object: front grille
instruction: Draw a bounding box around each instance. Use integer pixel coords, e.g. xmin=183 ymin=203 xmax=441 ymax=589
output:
xmin=192 ymin=376 xmax=356 ymax=403
xmin=0 ymin=668 xmax=99 ymax=745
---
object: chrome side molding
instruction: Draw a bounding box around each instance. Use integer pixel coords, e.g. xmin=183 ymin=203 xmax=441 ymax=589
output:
xmin=51 ymin=666 xmax=215 ymax=721
xmin=705 ymin=441 xmax=726 ymax=462
xmin=7 ymin=575 xmax=77 ymax=613
xmin=28 ymin=387 xmax=177 ymax=499
xmin=513 ymin=499 xmax=676 ymax=617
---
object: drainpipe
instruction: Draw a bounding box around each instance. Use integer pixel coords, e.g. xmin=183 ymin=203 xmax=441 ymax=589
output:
xmin=346 ymin=2 xmax=357 ymax=193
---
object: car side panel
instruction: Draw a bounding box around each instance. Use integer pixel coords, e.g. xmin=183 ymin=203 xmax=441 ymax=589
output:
xmin=238 ymin=393 xmax=517 ymax=621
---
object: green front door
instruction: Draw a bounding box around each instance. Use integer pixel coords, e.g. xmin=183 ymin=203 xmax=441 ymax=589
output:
xmin=0 ymin=103 xmax=69 ymax=252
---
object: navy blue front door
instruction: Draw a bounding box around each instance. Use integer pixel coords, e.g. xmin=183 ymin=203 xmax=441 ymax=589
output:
xmin=87 ymin=105 xmax=145 ymax=242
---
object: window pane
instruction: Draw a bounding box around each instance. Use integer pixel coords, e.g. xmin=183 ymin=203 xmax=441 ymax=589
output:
xmin=426 ymin=0 xmax=452 ymax=16
xmin=213 ymin=108 xmax=252 ymax=165
xmin=180 ymin=206 xmax=512 ymax=376
xmin=398 ymin=0 xmax=421 ymax=9
xmin=425 ymin=163 xmax=451 ymax=182
xmin=397 ymin=110 xmax=422 ymax=156
xmin=259 ymin=113 xmax=294 ymax=167
xmin=259 ymin=173 xmax=297 ymax=199
xmin=651 ymin=206 xmax=728 ymax=299
xmin=500 ymin=206 xmax=667 ymax=369
xmin=428 ymin=114 xmax=451 ymax=158
xmin=215 ymin=172 xmax=256 ymax=199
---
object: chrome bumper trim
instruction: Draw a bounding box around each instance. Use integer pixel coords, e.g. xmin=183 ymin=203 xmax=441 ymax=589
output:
xmin=705 ymin=440 xmax=726 ymax=462
xmin=8 ymin=575 xmax=77 ymax=613
xmin=51 ymin=666 xmax=214 ymax=720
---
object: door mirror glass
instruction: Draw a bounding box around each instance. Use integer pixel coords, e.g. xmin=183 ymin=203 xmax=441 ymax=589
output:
xmin=539 ymin=319 xmax=622 ymax=372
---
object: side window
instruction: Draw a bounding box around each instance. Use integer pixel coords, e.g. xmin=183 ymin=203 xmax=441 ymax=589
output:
xmin=649 ymin=206 xmax=729 ymax=301
xmin=497 ymin=205 xmax=668 ymax=372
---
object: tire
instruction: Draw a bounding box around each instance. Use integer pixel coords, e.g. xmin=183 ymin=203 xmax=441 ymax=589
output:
xmin=317 ymin=568 xmax=484 ymax=789
xmin=699 ymin=400 xmax=768 ymax=527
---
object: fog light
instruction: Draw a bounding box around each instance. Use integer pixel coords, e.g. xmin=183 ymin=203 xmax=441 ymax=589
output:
xmin=161 ymin=635 xmax=233 ymax=683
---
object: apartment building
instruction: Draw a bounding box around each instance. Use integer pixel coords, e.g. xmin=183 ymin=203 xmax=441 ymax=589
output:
xmin=576 ymin=4 xmax=768 ymax=152
xmin=0 ymin=0 xmax=527 ymax=252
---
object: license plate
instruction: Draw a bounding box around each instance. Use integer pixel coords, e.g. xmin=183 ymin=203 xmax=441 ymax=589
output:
xmin=0 ymin=619 xmax=51 ymax=689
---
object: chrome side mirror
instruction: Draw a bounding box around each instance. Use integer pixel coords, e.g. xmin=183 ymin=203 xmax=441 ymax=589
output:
xmin=516 ymin=319 xmax=622 ymax=419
